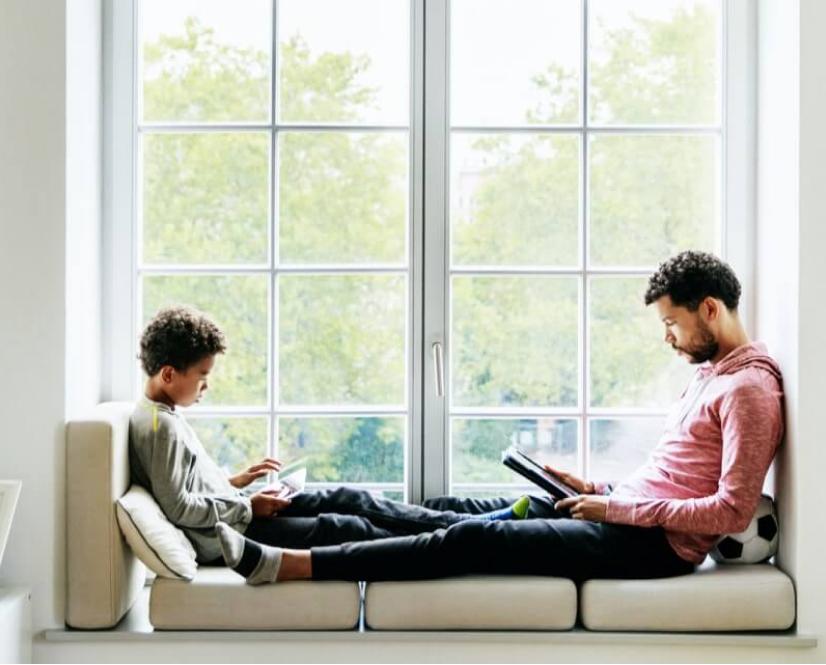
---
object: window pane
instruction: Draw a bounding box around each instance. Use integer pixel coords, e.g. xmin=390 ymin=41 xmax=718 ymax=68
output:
xmin=278 ymin=0 xmax=409 ymax=124
xmin=142 ymin=275 xmax=269 ymax=406
xmin=589 ymin=0 xmax=721 ymax=125
xmin=452 ymin=277 xmax=579 ymax=407
xmin=451 ymin=0 xmax=581 ymax=126
xmin=279 ymin=417 xmax=405 ymax=484
xmin=188 ymin=416 xmax=269 ymax=475
xmin=451 ymin=134 xmax=580 ymax=267
xmin=589 ymin=277 xmax=693 ymax=408
xmin=140 ymin=0 xmax=272 ymax=123
xmin=279 ymin=132 xmax=408 ymax=264
xmin=589 ymin=134 xmax=719 ymax=267
xmin=589 ymin=417 xmax=664 ymax=484
xmin=279 ymin=275 xmax=406 ymax=405
xmin=142 ymin=133 xmax=269 ymax=265
xmin=452 ymin=418 xmax=577 ymax=488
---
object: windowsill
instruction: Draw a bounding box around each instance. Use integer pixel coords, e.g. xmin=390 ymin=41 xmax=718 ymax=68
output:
xmin=42 ymin=588 xmax=817 ymax=649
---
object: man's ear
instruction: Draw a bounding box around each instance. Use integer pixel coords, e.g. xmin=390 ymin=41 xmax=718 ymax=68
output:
xmin=702 ymin=297 xmax=720 ymax=322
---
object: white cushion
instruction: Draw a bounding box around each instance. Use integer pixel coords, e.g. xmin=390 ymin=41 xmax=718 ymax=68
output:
xmin=115 ymin=485 xmax=198 ymax=581
xmin=580 ymin=559 xmax=796 ymax=631
xmin=150 ymin=567 xmax=361 ymax=630
xmin=365 ymin=576 xmax=577 ymax=630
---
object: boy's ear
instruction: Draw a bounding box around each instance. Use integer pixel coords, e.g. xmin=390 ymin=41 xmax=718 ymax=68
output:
xmin=160 ymin=365 xmax=175 ymax=384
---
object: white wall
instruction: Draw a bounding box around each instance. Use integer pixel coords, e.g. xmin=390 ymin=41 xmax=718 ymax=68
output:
xmin=792 ymin=0 xmax=826 ymax=648
xmin=66 ymin=0 xmax=103 ymax=417
xmin=756 ymin=0 xmax=800 ymax=570
xmin=756 ymin=0 xmax=826 ymax=657
xmin=0 ymin=0 xmax=68 ymax=631
xmin=0 ymin=0 xmax=102 ymax=633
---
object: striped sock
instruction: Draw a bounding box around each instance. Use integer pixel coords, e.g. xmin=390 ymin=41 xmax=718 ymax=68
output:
xmin=216 ymin=522 xmax=283 ymax=585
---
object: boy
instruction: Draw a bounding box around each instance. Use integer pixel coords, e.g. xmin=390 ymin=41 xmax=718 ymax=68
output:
xmin=129 ymin=306 xmax=528 ymax=569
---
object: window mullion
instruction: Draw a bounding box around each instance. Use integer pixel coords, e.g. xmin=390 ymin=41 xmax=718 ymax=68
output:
xmin=270 ymin=0 xmax=279 ymax=462
xmin=422 ymin=0 xmax=449 ymax=501
xmin=581 ymin=0 xmax=590 ymax=483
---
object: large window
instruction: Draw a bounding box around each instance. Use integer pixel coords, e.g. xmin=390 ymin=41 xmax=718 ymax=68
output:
xmin=107 ymin=0 xmax=751 ymax=502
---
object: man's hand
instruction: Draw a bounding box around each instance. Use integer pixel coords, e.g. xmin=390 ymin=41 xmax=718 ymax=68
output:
xmin=229 ymin=457 xmax=283 ymax=489
xmin=554 ymin=494 xmax=609 ymax=522
xmin=543 ymin=464 xmax=595 ymax=495
xmin=250 ymin=490 xmax=291 ymax=518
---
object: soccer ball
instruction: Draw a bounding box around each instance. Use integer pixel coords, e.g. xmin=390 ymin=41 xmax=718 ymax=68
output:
xmin=710 ymin=494 xmax=779 ymax=564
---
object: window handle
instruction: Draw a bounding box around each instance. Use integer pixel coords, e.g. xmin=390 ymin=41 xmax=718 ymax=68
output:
xmin=432 ymin=341 xmax=445 ymax=397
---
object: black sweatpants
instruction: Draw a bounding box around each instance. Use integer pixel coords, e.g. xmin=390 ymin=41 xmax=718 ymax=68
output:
xmin=310 ymin=494 xmax=696 ymax=583
xmin=242 ymin=486 xmax=478 ymax=549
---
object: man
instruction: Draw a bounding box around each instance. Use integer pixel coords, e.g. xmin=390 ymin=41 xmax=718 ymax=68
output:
xmin=216 ymin=250 xmax=785 ymax=585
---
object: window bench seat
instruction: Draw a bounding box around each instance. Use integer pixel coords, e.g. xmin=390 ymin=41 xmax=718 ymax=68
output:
xmin=65 ymin=403 xmax=796 ymax=634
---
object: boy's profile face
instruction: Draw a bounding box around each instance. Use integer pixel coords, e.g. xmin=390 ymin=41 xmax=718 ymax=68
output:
xmin=160 ymin=354 xmax=216 ymax=407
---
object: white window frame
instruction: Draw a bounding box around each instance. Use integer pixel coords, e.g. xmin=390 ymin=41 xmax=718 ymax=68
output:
xmin=103 ymin=0 xmax=755 ymax=502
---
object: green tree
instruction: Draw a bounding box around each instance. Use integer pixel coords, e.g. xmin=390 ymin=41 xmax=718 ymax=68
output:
xmin=143 ymin=17 xmax=270 ymax=122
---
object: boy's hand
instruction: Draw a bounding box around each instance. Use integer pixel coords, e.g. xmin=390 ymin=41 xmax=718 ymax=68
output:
xmin=543 ymin=464 xmax=595 ymax=495
xmin=250 ymin=490 xmax=292 ymax=517
xmin=229 ymin=457 xmax=283 ymax=488
xmin=554 ymin=494 xmax=609 ymax=522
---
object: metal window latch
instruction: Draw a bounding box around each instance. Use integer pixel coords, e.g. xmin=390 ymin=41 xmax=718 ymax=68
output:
xmin=432 ymin=341 xmax=444 ymax=397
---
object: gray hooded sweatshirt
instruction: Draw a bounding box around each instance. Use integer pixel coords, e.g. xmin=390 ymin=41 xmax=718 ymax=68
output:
xmin=128 ymin=396 xmax=252 ymax=562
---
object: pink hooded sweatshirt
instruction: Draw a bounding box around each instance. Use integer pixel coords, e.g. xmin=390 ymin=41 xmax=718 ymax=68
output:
xmin=597 ymin=341 xmax=785 ymax=564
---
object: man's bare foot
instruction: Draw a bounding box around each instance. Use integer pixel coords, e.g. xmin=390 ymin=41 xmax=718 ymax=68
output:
xmin=277 ymin=549 xmax=312 ymax=580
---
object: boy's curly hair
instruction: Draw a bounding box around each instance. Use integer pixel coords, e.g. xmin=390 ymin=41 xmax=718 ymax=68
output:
xmin=139 ymin=306 xmax=227 ymax=376
xmin=644 ymin=250 xmax=741 ymax=311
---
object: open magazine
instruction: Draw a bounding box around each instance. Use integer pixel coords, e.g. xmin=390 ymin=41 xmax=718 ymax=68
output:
xmin=278 ymin=467 xmax=306 ymax=498
xmin=262 ymin=457 xmax=308 ymax=499
xmin=501 ymin=445 xmax=579 ymax=502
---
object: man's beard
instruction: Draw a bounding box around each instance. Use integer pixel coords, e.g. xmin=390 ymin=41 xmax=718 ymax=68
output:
xmin=674 ymin=321 xmax=719 ymax=364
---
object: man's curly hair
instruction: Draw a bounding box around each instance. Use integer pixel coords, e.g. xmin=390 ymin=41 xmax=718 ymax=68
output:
xmin=139 ymin=306 xmax=227 ymax=376
xmin=644 ymin=250 xmax=741 ymax=311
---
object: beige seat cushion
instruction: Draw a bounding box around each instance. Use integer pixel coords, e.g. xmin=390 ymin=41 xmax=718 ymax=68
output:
xmin=580 ymin=559 xmax=796 ymax=631
xmin=365 ymin=576 xmax=577 ymax=630
xmin=150 ymin=567 xmax=361 ymax=630
xmin=66 ymin=402 xmax=146 ymax=629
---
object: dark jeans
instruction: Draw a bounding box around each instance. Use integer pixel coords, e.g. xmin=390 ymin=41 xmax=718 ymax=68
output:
xmin=311 ymin=494 xmax=696 ymax=583
xmin=243 ymin=486 xmax=476 ymax=549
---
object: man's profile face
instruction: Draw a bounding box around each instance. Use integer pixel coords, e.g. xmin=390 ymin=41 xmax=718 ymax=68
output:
xmin=654 ymin=295 xmax=719 ymax=364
